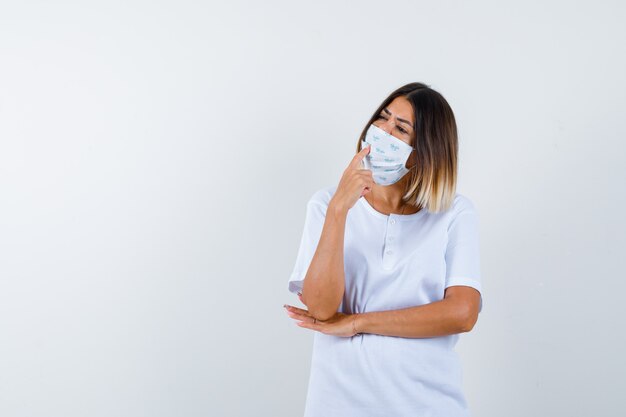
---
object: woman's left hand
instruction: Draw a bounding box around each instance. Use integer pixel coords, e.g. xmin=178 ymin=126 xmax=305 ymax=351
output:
xmin=283 ymin=304 xmax=360 ymax=338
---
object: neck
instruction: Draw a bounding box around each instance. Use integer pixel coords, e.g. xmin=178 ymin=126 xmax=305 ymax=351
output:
xmin=369 ymin=182 xmax=406 ymax=212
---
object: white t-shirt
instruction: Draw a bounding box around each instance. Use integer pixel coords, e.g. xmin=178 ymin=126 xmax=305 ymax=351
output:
xmin=287 ymin=184 xmax=483 ymax=417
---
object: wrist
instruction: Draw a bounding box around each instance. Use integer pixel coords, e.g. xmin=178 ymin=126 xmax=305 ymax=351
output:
xmin=329 ymin=198 xmax=349 ymax=217
xmin=353 ymin=313 xmax=364 ymax=336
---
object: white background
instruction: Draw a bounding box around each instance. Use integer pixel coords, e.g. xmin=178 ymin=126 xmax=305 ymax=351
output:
xmin=1 ymin=1 xmax=624 ymax=416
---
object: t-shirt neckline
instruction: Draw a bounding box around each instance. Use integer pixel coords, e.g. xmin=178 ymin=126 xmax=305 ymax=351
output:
xmin=358 ymin=195 xmax=427 ymax=221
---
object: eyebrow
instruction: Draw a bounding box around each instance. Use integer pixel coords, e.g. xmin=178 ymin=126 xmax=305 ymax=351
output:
xmin=382 ymin=108 xmax=414 ymax=129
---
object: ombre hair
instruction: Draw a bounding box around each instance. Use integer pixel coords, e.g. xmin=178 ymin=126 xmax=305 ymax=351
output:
xmin=357 ymin=82 xmax=459 ymax=213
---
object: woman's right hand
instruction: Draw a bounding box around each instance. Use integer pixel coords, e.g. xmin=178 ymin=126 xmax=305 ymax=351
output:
xmin=329 ymin=144 xmax=374 ymax=213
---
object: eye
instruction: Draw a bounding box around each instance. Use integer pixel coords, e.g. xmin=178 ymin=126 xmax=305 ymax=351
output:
xmin=377 ymin=114 xmax=387 ymax=120
xmin=397 ymin=126 xmax=408 ymax=134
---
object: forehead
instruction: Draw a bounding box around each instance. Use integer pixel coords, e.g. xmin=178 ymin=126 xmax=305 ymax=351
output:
xmin=385 ymin=96 xmax=414 ymax=124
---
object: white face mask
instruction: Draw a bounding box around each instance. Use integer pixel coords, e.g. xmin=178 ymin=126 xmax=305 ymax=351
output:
xmin=361 ymin=123 xmax=414 ymax=186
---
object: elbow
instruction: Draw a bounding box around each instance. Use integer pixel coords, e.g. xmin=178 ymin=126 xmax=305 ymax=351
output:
xmin=301 ymin=290 xmax=341 ymax=322
xmin=305 ymin=295 xmax=341 ymax=321
xmin=301 ymin=278 xmax=343 ymax=321
xmin=308 ymin=306 xmax=338 ymax=322
xmin=459 ymin=319 xmax=474 ymax=333
xmin=450 ymin=301 xmax=478 ymax=333
xmin=458 ymin=310 xmax=479 ymax=333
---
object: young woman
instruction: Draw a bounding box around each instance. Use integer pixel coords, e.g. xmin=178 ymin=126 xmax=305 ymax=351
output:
xmin=284 ymin=82 xmax=483 ymax=417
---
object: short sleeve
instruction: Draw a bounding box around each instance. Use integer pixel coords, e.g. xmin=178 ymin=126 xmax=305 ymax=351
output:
xmin=444 ymin=205 xmax=484 ymax=313
xmin=287 ymin=199 xmax=327 ymax=295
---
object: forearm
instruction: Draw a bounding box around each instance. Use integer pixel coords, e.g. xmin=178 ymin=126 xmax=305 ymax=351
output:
xmin=302 ymin=201 xmax=348 ymax=320
xmin=354 ymin=298 xmax=469 ymax=338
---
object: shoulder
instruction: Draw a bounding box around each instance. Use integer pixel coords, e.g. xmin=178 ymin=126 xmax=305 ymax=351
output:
xmin=308 ymin=184 xmax=338 ymax=208
xmin=445 ymin=193 xmax=479 ymax=230
xmin=450 ymin=192 xmax=478 ymax=215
